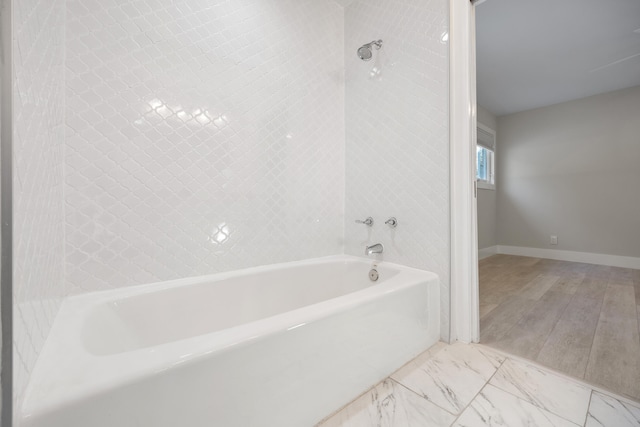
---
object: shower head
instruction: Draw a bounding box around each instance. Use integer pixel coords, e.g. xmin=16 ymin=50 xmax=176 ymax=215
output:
xmin=357 ymin=40 xmax=383 ymax=61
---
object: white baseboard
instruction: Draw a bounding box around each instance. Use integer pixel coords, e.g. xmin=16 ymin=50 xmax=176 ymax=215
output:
xmin=478 ymin=246 xmax=498 ymax=260
xmin=496 ymin=245 xmax=640 ymax=270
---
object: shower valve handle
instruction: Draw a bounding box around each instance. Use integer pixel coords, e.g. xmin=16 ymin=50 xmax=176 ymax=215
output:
xmin=385 ymin=217 xmax=398 ymax=228
xmin=355 ymin=217 xmax=374 ymax=227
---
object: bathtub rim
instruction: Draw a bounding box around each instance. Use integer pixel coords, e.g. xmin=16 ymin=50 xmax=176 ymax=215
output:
xmin=22 ymin=255 xmax=439 ymax=418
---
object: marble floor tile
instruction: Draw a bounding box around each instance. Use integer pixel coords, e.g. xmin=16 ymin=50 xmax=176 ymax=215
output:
xmin=585 ymin=391 xmax=640 ymax=427
xmin=489 ymin=358 xmax=591 ymax=425
xmin=390 ymin=343 xmax=504 ymax=415
xmin=317 ymin=379 xmax=455 ymax=427
xmin=453 ymin=384 xmax=579 ymax=427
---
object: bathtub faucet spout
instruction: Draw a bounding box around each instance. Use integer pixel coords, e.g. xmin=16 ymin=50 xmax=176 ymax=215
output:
xmin=365 ymin=243 xmax=384 ymax=256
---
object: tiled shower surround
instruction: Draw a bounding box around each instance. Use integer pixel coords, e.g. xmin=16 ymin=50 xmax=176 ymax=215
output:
xmin=13 ymin=0 xmax=66 ymax=406
xmin=14 ymin=0 xmax=449 ymax=414
xmin=344 ymin=0 xmax=450 ymax=337
xmin=64 ymin=0 xmax=345 ymax=291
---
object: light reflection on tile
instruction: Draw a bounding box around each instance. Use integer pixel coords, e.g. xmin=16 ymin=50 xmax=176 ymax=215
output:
xmin=65 ymin=0 xmax=346 ymax=292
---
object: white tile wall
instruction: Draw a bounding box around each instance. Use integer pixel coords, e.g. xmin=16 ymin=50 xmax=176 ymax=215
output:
xmin=344 ymin=0 xmax=451 ymax=339
xmin=13 ymin=0 xmax=66 ymax=409
xmin=13 ymin=0 xmax=452 ymax=415
xmin=64 ymin=0 xmax=345 ymax=292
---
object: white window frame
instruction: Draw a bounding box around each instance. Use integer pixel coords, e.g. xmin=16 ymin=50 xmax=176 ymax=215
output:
xmin=476 ymin=122 xmax=496 ymax=190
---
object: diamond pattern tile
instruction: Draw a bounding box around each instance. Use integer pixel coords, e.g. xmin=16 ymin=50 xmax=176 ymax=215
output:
xmin=12 ymin=0 xmax=66 ymax=408
xmin=64 ymin=0 xmax=346 ymax=292
xmin=344 ymin=0 xmax=450 ymax=339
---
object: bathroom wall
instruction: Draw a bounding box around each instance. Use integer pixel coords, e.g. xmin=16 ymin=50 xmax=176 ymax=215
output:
xmin=343 ymin=0 xmax=450 ymax=339
xmin=13 ymin=0 xmax=66 ymax=407
xmin=64 ymin=0 xmax=346 ymax=292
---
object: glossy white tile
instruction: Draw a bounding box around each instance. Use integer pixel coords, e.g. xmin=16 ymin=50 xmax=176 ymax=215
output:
xmin=489 ymin=358 xmax=591 ymax=425
xmin=64 ymin=0 xmax=346 ymax=292
xmin=13 ymin=0 xmax=66 ymax=407
xmin=318 ymin=379 xmax=455 ymax=427
xmin=343 ymin=0 xmax=451 ymax=340
xmin=585 ymin=391 xmax=640 ymax=427
xmin=454 ymin=384 xmax=579 ymax=427
xmin=391 ymin=343 xmax=504 ymax=415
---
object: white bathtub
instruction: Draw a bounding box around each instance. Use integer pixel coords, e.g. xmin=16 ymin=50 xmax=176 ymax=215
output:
xmin=21 ymin=255 xmax=440 ymax=427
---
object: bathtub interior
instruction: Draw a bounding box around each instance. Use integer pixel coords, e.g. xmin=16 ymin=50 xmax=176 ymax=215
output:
xmin=82 ymin=258 xmax=401 ymax=355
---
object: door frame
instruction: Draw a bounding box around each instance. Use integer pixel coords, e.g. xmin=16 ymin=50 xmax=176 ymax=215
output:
xmin=449 ymin=0 xmax=479 ymax=343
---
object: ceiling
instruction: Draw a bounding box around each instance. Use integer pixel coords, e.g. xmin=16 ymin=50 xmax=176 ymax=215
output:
xmin=476 ymin=0 xmax=640 ymax=116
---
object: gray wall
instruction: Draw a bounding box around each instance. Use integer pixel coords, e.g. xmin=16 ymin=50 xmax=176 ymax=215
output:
xmin=496 ymin=85 xmax=640 ymax=257
xmin=477 ymin=105 xmax=497 ymax=250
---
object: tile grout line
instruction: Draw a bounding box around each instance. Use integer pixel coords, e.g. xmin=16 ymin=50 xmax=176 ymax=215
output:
xmin=480 ymin=342 xmax=640 ymax=407
xmin=446 ymin=351 xmax=509 ymax=426
xmin=582 ymin=277 xmax=610 ymax=383
xmin=316 ymin=342 xmax=450 ymax=425
xmin=635 ymin=279 xmax=640 ymax=356
xmin=487 ymin=273 xmax=546 ymax=344
xmin=481 ymin=356 xmax=588 ymax=426
xmin=389 ymin=377 xmax=459 ymax=418
xmin=533 ymin=274 xmax=585 ymax=363
xmin=582 ymin=389 xmax=594 ymax=427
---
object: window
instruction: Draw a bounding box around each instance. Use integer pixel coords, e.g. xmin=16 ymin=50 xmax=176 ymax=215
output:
xmin=476 ymin=123 xmax=496 ymax=190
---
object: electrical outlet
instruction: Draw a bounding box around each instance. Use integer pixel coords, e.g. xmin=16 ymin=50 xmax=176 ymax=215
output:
xmin=550 ymin=235 xmax=558 ymax=245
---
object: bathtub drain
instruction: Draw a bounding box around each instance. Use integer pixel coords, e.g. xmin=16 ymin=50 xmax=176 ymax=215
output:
xmin=368 ymin=269 xmax=379 ymax=282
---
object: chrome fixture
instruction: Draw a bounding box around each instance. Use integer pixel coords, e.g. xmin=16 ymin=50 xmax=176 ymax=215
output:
xmin=357 ymin=40 xmax=383 ymax=61
xmin=355 ymin=217 xmax=374 ymax=226
xmin=385 ymin=217 xmax=398 ymax=228
xmin=365 ymin=243 xmax=384 ymax=256
xmin=369 ymin=268 xmax=379 ymax=282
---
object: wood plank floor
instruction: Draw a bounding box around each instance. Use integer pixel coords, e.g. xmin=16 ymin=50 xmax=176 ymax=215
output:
xmin=479 ymin=254 xmax=640 ymax=401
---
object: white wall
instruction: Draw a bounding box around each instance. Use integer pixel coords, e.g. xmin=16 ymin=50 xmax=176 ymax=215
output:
xmin=477 ymin=104 xmax=496 ymax=130
xmin=13 ymin=0 xmax=66 ymax=409
xmin=344 ymin=0 xmax=450 ymax=339
xmin=476 ymin=105 xmax=497 ymax=250
xmin=497 ymin=86 xmax=640 ymax=258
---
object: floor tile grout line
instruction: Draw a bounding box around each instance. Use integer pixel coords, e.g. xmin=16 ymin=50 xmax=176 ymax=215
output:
xmin=485 ymin=357 xmax=589 ymax=426
xmin=481 ymin=257 xmax=639 ymax=395
xmin=389 ymin=377 xmax=459 ymax=418
xmin=530 ymin=279 xmax=576 ymax=362
xmin=582 ymin=278 xmax=610 ymax=382
xmin=582 ymin=389 xmax=594 ymax=427
xmin=446 ymin=353 xmax=508 ymax=426
xmin=534 ymin=273 xmax=585 ymax=363
xmin=485 ymin=273 xmax=547 ymax=343
xmin=316 ymin=342 xmax=450 ymax=425
xmin=478 ymin=340 xmax=640 ymax=409
xmin=635 ymin=281 xmax=640 ymax=353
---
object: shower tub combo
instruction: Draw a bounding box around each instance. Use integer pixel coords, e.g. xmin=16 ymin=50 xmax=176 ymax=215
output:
xmin=22 ymin=256 xmax=440 ymax=427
